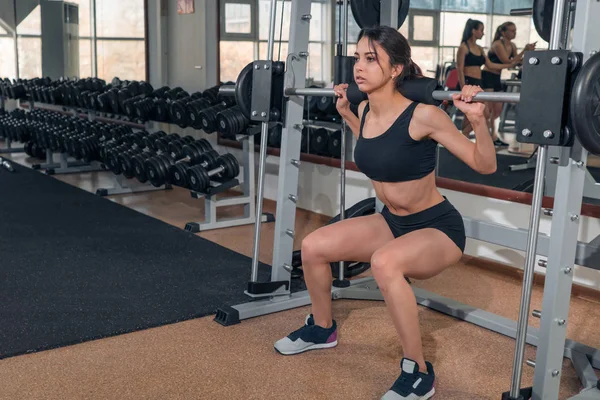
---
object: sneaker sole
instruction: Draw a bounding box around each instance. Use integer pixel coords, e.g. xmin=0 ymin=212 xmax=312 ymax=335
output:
xmin=423 ymin=387 xmax=435 ymax=399
xmin=274 ymin=340 xmax=338 ymax=355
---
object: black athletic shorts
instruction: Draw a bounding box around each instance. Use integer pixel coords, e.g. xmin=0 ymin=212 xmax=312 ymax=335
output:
xmin=457 ymin=76 xmax=482 ymax=90
xmin=481 ymin=70 xmax=503 ymax=91
xmin=381 ymin=197 xmax=466 ymax=253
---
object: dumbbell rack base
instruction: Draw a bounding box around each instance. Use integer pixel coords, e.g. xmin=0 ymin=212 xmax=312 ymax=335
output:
xmin=32 ymin=150 xmax=104 ymax=175
xmin=96 ymin=173 xmax=171 ymax=196
xmin=0 ymin=139 xmax=24 ymax=154
xmin=185 ymin=178 xmax=275 ymax=232
xmin=185 ymin=135 xmax=275 ymax=232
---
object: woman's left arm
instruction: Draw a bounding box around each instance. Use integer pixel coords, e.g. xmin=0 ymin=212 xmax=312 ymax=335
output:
xmin=420 ymin=89 xmax=497 ymax=174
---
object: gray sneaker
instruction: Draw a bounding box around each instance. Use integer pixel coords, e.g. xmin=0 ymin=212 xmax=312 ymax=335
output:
xmin=274 ymin=314 xmax=338 ymax=355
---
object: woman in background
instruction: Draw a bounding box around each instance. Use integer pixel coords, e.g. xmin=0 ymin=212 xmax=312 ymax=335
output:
xmin=482 ymin=22 xmax=536 ymax=147
xmin=456 ymin=19 xmax=520 ymax=145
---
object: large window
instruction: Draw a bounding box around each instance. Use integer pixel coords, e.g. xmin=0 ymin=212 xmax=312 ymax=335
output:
xmin=219 ymin=0 xmax=330 ymax=84
xmin=5 ymin=0 xmax=146 ymax=82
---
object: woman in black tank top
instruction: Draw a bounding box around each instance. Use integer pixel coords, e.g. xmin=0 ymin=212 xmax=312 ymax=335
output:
xmin=456 ymin=19 xmax=519 ymax=140
xmin=482 ymin=22 xmax=536 ymax=147
xmin=273 ymin=25 xmax=498 ymax=400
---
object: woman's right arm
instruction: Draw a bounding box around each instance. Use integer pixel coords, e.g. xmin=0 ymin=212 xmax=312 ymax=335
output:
xmin=456 ymin=44 xmax=466 ymax=88
xmin=334 ymin=83 xmax=366 ymax=139
xmin=338 ymin=101 xmax=367 ymax=139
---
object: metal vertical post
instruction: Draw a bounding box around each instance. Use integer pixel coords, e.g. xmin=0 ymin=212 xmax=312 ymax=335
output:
xmin=532 ymin=0 xmax=599 ymax=398
xmin=337 ymin=0 xmax=349 ymax=281
xmin=508 ymin=0 xmax=568 ymax=398
xmin=269 ymin=0 xmax=313 ymax=284
xmin=91 ymin=0 xmax=98 ymax=77
xmin=250 ymin=0 xmax=279 ymax=283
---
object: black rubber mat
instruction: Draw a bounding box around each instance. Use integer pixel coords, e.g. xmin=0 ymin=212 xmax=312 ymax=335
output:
xmin=0 ymin=162 xmax=276 ymax=359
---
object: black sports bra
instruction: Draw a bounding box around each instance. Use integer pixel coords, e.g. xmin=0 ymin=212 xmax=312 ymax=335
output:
xmin=353 ymin=102 xmax=437 ymax=182
xmin=464 ymin=43 xmax=486 ymax=67
xmin=488 ymin=41 xmax=515 ymax=64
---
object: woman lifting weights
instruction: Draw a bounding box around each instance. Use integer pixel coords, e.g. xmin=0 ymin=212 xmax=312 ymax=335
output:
xmin=456 ymin=19 xmax=521 ymax=145
xmin=274 ymin=26 xmax=497 ymax=399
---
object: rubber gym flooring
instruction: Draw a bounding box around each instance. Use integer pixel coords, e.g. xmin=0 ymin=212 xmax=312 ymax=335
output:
xmin=0 ymin=149 xmax=599 ymax=400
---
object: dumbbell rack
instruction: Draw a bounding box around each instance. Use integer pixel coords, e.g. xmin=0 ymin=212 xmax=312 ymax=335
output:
xmin=0 ymin=96 xmax=25 ymax=154
xmin=96 ymin=172 xmax=171 ymax=197
xmin=21 ymin=100 xmax=171 ymax=195
xmin=21 ymin=100 xmax=105 ymax=175
xmin=185 ymin=134 xmax=274 ymax=232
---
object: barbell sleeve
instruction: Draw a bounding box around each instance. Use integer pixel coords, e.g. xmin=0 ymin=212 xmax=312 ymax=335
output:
xmin=218 ymin=85 xmax=236 ymax=96
xmin=432 ymin=91 xmax=521 ymax=103
xmin=285 ymin=87 xmax=336 ymax=97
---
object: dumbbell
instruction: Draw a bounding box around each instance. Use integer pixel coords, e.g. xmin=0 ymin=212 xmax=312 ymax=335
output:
xmin=170 ymin=149 xmax=219 ymax=188
xmin=0 ymin=157 xmax=14 ymax=172
xmin=217 ymin=105 xmax=251 ymax=138
xmin=168 ymin=137 xmax=211 ymax=160
xmin=118 ymin=147 xmax=147 ymax=178
xmin=309 ymin=128 xmax=330 ymax=156
xmin=198 ymin=102 xmax=230 ymax=133
xmin=131 ymin=151 xmax=156 ymax=183
xmin=187 ymin=153 xmax=240 ymax=193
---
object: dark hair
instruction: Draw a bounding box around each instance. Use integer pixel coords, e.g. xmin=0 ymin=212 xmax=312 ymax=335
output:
xmin=461 ymin=18 xmax=484 ymax=43
xmin=357 ymin=25 xmax=422 ymax=91
xmin=493 ymin=21 xmax=515 ymax=42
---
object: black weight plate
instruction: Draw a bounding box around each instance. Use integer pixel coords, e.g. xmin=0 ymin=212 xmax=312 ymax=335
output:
xmin=328 ymin=197 xmax=377 ymax=278
xmin=570 ymin=52 xmax=600 ymax=155
xmin=327 ymin=130 xmax=342 ymax=158
xmin=533 ymin=0 xmax=553 ymax=43
xmin=350 ymin=0 xmax=410 ymax=29
xmin=170 ymin=163 xmax=190 ymax=188
xmin=235 ymin=62 xmax=254 ymax=120
xmin=133 ymin=155 xmax=149 ymax=183
xmin=310 ymin=128 xmax=329 ymax=155
xmin=188 ymin=166 xmax=210 ymax=192
xmin=222 ymin=153 xmax=239 ymax=179
xmin=268 ymin=124 xmax=282 ymax=148
xmin=182 ymin=142 xmax=202 ymax=162
xmin=198 ymin=149 xmax=219 ymax=169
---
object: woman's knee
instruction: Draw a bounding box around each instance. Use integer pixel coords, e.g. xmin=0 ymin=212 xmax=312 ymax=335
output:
xmin=371 ymin=250 xmax=405 ymax=288
xmin=301 ymin=230 xmax=330 ymax=265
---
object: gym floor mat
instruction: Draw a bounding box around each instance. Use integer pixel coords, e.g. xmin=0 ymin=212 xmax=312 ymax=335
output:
xmin=0 ymin=162 xmax=277 ymax=360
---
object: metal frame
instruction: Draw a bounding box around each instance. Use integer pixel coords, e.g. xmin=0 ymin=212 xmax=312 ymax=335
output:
xmin=217 ymin=0 xmax=600 ymax=399
xmin=184 ymin=135 xmax=274 ymax=232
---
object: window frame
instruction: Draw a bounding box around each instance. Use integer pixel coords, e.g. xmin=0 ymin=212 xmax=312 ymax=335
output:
xmin=9 ymin=0 xmax=148 ymax=81
xmin=219 ymin=0 xmax=258 ymax=41
xmin=408 ymin=9 xmax=440 ymax=47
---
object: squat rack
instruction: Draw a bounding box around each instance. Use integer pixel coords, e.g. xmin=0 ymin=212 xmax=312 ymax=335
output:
xmin=216 ymin=0 xmax=600 ymax=399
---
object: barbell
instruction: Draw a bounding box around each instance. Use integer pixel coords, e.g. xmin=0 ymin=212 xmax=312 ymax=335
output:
xmin=219 ymin=50 xmax=600 ymax=155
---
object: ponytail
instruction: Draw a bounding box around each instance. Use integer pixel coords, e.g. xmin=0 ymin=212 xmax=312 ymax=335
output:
xmin=493 ymin=22 xmax=515 ymax=42
xmin=394 ymin=59 xmax=422 ymax=91
xmin=461 ymin=18 xmax=483 ymax=44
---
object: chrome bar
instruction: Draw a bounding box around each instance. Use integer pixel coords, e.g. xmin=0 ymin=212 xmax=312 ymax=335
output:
xmin=218 ymin=85 xmax=236 ymax=96
xmin=432 ymin=91 xmax=521 ymax=103
xmin=285 ymin=87 xmax=335 ymax=97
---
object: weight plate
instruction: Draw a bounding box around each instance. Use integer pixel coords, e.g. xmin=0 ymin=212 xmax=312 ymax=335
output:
xmin=170 ymin=163 xmax=190 ymax=188
xmin=235 ymin=62 xmax=254 ymax=120
xmin=350 ymin=0 xmax=410 ymax=30
xmin=533 ymin=0 xmax=553 ymax=43
xmin=310 ymin=128 xmax=329 ymax=155
xmin=570 ymin=51 xmax=600 ymax=155
xmin=327 ymin=197 xmax=377 ymax=278
xmin=327 ymin=130 xmax=341 ymax=158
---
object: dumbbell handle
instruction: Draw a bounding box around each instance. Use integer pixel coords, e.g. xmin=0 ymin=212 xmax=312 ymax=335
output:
xmin=1 ymin=159 xmax=14 ymax=172
xmin=207 ymin=164 xmax=225 ymax=177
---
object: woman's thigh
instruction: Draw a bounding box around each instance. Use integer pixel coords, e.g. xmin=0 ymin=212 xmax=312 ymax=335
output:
xmin=303 ymin=213 xmax=395 ymax=264
xmin=372 ymin=228 xmax=463 ymax=281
